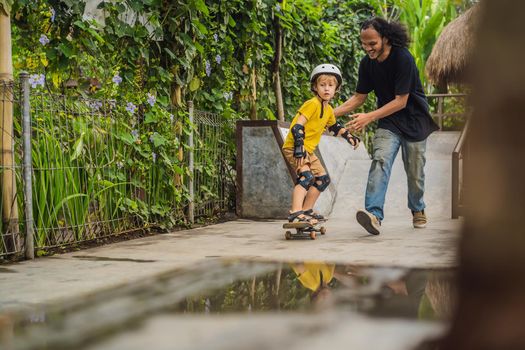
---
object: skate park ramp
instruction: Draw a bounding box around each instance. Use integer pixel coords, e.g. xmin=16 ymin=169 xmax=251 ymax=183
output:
xmin=236 ymin=120 xmax=459 ymax=221
xmin=329 ymin=131 xmax=460 ymax=221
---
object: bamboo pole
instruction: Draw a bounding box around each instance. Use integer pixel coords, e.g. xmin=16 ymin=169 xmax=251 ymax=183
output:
xmin=0 ymin=6 xmax=20 ymax=254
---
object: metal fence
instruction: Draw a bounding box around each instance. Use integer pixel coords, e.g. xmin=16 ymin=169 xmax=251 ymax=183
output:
xmin=427 ymin=93 xmax=468 ymax=130
xmin=0 ymin=74 xmax=235 ymax=261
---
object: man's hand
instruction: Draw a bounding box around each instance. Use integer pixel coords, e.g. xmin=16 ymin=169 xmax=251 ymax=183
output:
xmin=345 ymin=113 xmax=374 ymax=133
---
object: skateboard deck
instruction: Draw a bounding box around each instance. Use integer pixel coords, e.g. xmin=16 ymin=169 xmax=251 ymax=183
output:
xmin=283 ymin=222 xmax=326 ymax=240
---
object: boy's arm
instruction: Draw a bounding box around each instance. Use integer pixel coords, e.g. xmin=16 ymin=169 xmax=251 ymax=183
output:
xmin=334 ymin=93 xmax=368 ymax=117
xmin=291 ymin=115 xmax=309 ymax=167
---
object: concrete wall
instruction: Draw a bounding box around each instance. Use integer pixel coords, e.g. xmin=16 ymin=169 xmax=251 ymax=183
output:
xmin=236 ymin=121 xmax=294 ymax=219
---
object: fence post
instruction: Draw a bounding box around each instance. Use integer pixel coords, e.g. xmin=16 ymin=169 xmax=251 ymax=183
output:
xmin=20 ymin=72 xmax=34 ymax=259
xmin=188 ymin=101 xmax=195 ymax=225
xmin=437 ymin=95 xmax=444 ymax=130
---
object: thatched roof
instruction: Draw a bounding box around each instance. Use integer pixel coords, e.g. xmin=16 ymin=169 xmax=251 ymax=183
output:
xmin=426 ymin=5 xmax=480 ymax=86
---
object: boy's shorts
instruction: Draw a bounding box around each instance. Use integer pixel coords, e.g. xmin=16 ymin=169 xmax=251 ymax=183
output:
xmin=282 ymin=148 xmax=326 ymax=176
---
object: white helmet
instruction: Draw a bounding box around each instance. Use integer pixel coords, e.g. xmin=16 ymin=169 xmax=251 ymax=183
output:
xmin=310 ymin=63 xmax=342 ymax=88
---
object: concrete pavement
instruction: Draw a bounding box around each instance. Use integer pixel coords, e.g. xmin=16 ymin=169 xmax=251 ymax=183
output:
xmin=0 ymin=131 xmax=461 ymax=350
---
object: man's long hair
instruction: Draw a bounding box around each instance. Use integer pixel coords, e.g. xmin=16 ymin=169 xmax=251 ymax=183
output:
xmin=360 ymin=17 xmax=410 ymax=48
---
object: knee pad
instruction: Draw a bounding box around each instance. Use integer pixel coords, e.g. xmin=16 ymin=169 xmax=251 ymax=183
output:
xmin=313 ymin=174 xmax=330 ymax=192
xmin=296 ymin=170 xmax=314 ymax=190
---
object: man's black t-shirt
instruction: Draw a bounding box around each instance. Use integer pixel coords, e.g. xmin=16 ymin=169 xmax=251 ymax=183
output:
xmin=356 ymin=46 xmax=439 ymax=141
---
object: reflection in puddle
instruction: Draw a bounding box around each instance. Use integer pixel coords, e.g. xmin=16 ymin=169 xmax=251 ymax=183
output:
xmin=172 ymin=263 xmax=455 ymax=321
xmin=1 ymin=260 xmax=455 ymax=350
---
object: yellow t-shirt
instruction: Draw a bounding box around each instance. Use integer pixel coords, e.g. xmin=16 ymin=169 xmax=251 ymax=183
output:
xmin=291 ymin=262 xmax=335 ymax=292
xmin=283 ymin=97 xmax=336 ymax=153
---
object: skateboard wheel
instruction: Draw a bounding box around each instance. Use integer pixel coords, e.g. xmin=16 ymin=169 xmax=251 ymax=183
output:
xmin=285 ymin=231 xmax=292 ymax=240
xmin=320 ymin=226 xmax=326 ymax=235
xmin=310 ymin=232 xmax=316 ymax=240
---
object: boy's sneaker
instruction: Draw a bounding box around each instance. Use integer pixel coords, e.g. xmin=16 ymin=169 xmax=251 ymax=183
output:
xmin=356 ymin=209 xmax=381 ymax=235
xmin=412 ymin=210 xmax=427 ymax=228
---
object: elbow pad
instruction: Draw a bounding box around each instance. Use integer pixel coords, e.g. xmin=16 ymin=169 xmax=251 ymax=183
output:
xmin=291 ymin=124 xmax=306 ymax=158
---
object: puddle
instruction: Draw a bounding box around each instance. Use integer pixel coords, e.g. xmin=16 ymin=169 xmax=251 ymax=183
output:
xmin=1 ymin=260 xmax=455 ymax=350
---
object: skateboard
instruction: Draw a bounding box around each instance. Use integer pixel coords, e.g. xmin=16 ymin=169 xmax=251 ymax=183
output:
xmin=283 ymin=222 xmax=326 ymax=240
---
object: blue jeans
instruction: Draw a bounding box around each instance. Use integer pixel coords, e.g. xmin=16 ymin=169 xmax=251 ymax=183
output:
xmin=365 ymin=128 xmax=427 ymax=221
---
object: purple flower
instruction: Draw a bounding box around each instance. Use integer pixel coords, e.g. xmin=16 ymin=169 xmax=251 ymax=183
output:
xmin=29 ymin=74 xmax=45 ymax=88
xmin=152 ymin=152 xmax=157 ymax=162
xmin=205 ymin=60 xmax=211 ymax=77
xmin=147 ymin=93 xmax=156 ymax=107
xmin=215 ymin=54 xmax=222 ymax=65
xmin=90 ymin=100 xmax=103 ymax=111
xmin=39 ymin=34 xmax=50 ymax=46
xmin=213 ymin=33 xmax=218 ymax=42
xmin=112 ymin=74 xmax=122 ymax=85
xmin=126 ymin=102 xmax=137 ymax=114
xmin=131 ymin=129 xmax=139 ymax=139
xmin=223 ymin=91 xmax=233 ymax=101
xmin=50 ymin=8 xmax=56 ymax=22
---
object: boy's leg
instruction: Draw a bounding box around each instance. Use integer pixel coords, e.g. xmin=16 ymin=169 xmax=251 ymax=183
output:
xmin=364 ymin=128 xmax=401 ymax=222
xmin=291 ymin=165 xmax=313 ymax=212
xmin=282 ymin=148 xmax=317 ymax=223
xmin=302 ymin=153 xmax=328 ymax=212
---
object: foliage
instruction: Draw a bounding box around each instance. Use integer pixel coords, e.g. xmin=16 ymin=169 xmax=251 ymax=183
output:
xmin=367 ymin=0 xmax=472 ymax=92
xmin=4 ymin=0 xmax=466 ymax=250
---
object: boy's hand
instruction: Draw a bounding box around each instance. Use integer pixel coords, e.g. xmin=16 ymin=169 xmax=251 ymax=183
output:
xmin=342 ymin=130 xmax=360 ymax=149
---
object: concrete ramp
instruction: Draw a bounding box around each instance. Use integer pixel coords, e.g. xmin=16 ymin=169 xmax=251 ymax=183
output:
xmin=329 ymin=131 xmax=460 ymax=221
xmin=236 ymin=120 xmax=459 ymax=221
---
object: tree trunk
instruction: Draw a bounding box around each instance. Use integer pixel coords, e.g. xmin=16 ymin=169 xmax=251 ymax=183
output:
xmin=249 ymin=66 xmax=257 ymax=120
xmin=438 ymin=1 xmax=525 ymax=349
xmin=0 ymin=8 xmax=19 ymax=254
xmin=272 ymin=16 xmax=284 ymax=121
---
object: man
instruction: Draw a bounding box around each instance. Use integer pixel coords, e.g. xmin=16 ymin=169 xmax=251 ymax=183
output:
xmin=334 ymin=17 xmax=439 ymax=235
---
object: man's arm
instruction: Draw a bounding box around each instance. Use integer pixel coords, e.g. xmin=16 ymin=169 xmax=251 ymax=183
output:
xmin=333 ymin=93 xmax=368 ymax=117
xmin=346 ymin=94 xmax=409 ymax=132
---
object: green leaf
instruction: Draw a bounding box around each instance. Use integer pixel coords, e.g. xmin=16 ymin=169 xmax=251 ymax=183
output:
xmin=164 ymin=47 xmax=177 ymax=59
xmin=228 ymin=16 xmax=236 ymax=27
xmin=87 ymin=28 xmax=105 ymax=43
xmin=71 ymin=132 xmax=85 ymax=161
xmin=58 ymin=43 xmax=74 ymax=58
xmin=193 ymin=0 xmax=209 ymax=16
xmin=151 ymin=133 xmax=168 ymax=147
xmin=192 ymin=19 xmax=208 ymax=35
xmin=144 ymin=111 xmax=159 ymax=124
xmin=189 ymin=77 xmax=201 ymax=92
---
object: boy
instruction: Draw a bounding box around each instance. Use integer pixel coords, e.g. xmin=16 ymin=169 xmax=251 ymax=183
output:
xmin=282 ymin=64 xmax=360 ymax=224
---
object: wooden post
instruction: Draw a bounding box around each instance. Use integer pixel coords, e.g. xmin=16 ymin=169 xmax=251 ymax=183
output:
xmin=272 ymin=14 xmax=284 ymax=121
xmin=0 ymin=4 xmax=20 ymax=254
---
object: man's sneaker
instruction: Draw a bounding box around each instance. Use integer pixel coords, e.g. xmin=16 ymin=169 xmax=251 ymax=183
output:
xmin=356 ymin=209 xmax=381 ymax=235
xmin=412 ymin=210 xmax=427 ymax=228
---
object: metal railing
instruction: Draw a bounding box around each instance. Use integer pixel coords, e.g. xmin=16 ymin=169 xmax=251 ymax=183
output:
xmin=0 ymin=75 xmax=235 ymax=261
xmin=452 ymin=118 xmax=470 ymax=219
xmin=427 ymin=93 xmax=467 ymax=130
